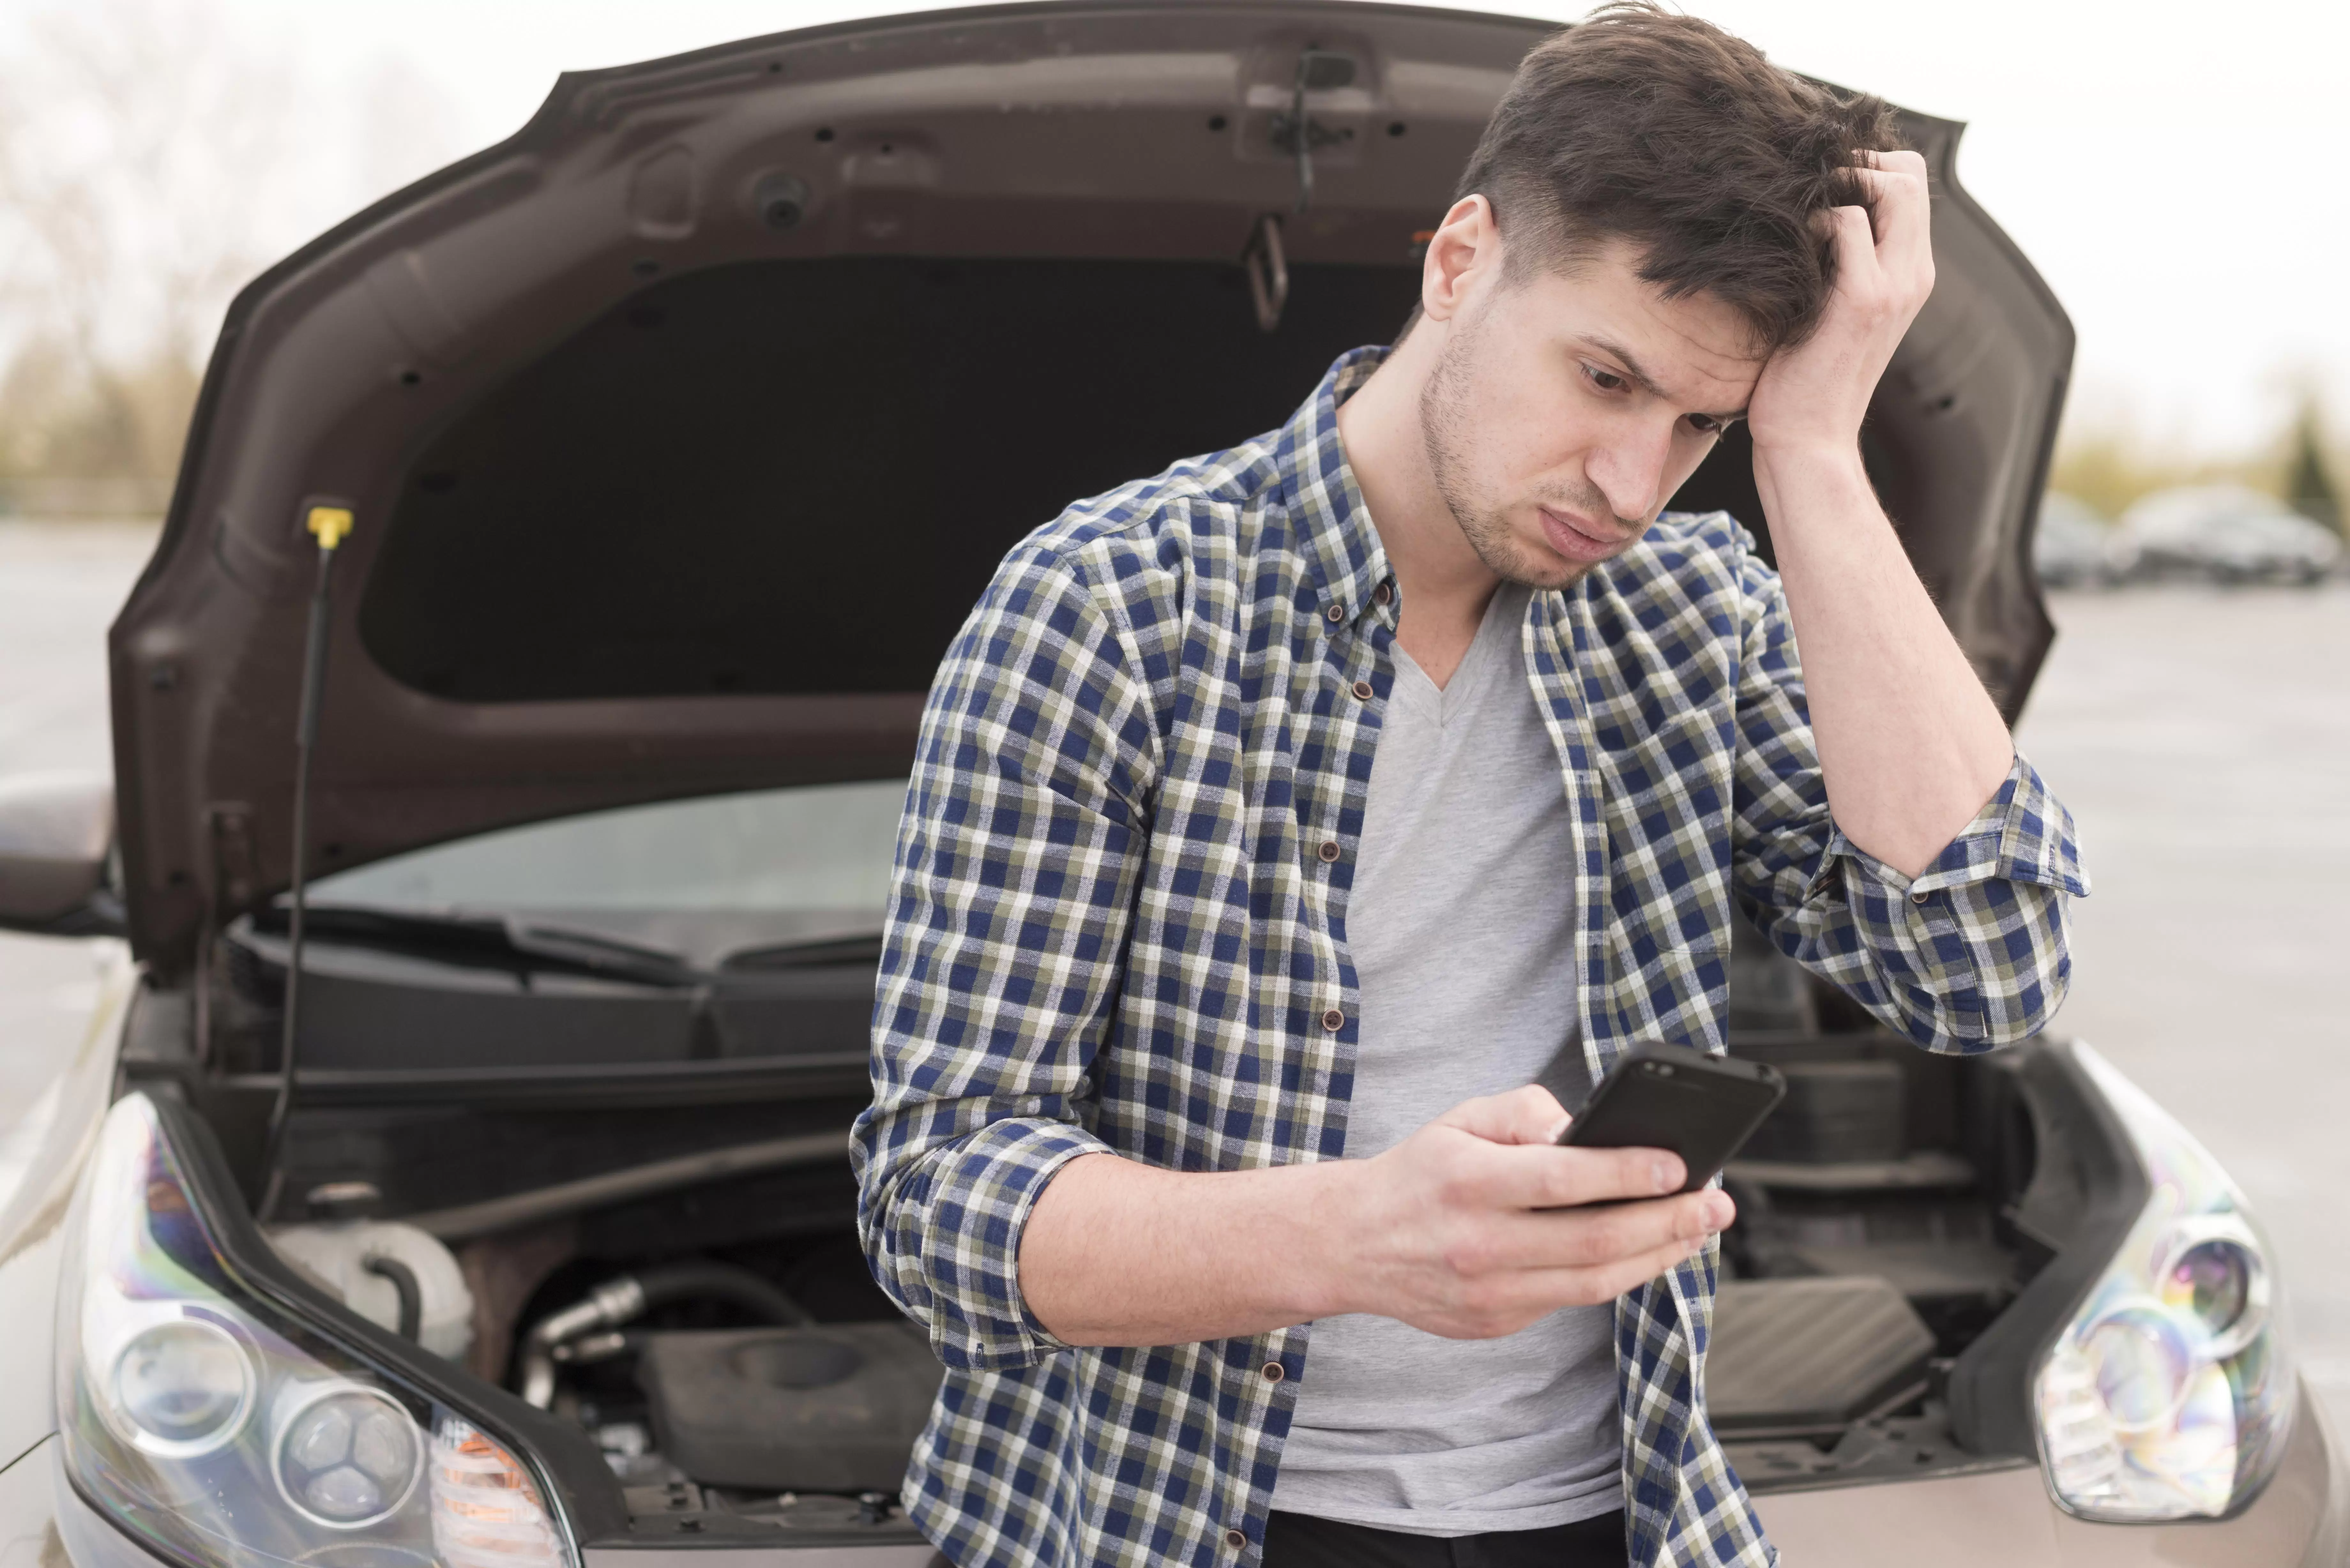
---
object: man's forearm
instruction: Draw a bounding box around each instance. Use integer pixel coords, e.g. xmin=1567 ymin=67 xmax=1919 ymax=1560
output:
xmin=1017 ymin=1089 xmax=1726 ymax=1348
xmin=1019 ymin=1152 xmax=1355 ymax=1346
xmin=1753 ymin=444 xmax=2014 ymax=879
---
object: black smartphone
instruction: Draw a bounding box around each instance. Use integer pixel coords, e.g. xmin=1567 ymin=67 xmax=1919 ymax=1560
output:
xmin=1554 ymin=1042 xmax=1785 ymax=1193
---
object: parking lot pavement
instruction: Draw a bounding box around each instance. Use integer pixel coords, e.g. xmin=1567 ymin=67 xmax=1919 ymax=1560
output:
xmin=2016 ymin=581 xmax=2350 ymax=1438
xmin=0 ymin=520 xmax=155 ymax=1121
xmin=2 ymin=518 xmax=2344 ymax=1435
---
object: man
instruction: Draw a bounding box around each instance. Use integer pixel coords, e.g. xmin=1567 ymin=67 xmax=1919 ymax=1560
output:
xmin=853 ymin=6 xmax=2086 ymax=1566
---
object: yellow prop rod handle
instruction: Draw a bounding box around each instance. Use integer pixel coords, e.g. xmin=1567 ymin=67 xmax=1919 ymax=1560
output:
xmin=306 ymin=505 xmax=354 ymax=550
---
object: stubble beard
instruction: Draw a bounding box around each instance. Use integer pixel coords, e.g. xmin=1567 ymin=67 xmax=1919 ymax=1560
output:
xmin=1415 ymin=310 xmax=1626 ymax=593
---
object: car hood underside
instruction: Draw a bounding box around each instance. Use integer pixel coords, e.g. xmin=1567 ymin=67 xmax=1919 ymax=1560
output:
xmin=109 ymin=0 xmax=2072 ymax=974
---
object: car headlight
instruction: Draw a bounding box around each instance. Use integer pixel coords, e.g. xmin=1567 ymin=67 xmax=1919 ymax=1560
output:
xmin=55 ymin=1093 xmax=579 ymax=1568
xmin=2033 ymin=1046 xmax=2295 ymax=1520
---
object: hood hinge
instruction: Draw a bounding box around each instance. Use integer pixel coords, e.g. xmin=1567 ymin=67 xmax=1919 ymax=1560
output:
xmin=1268 ymin=49 xmax=1357 ymax=214
xmin=209 ymin=803 xmax=259 ymax=919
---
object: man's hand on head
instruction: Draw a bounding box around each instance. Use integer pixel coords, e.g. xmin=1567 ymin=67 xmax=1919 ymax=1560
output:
xmin=1745 ymin=148 xmax=1937 ymax=464
xmin=1328 ymin=1084 xmax=1733 ymax=1341
xmin=1726 ymin=144 xmax=2013 ymax=881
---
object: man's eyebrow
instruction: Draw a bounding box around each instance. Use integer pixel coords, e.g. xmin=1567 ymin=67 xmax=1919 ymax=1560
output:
xmin=1579 ymin=335 xmax=1749 ymax=423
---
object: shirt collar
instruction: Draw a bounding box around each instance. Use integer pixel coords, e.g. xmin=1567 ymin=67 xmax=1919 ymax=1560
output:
xmin=1277 ymin=346 xmax=1398 ymax=629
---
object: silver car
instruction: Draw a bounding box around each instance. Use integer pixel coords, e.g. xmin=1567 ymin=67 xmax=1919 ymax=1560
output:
xmin=0 ymin=5 xmax=2343 ymax=1566
xmin=2112 ymin=484 xmax=2342 ymax=584
xmin=2031 ymin=491 xmax=2118 ymax=589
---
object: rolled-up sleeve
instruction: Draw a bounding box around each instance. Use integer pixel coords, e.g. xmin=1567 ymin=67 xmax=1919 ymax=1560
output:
xmin=1726 ymin=548 xmax=2089 ymax=1052
xmin=850 ymin=542 xmax=1154 ymax=1372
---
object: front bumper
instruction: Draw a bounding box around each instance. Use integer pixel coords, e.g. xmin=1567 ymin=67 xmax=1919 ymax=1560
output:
xmin=4 ymin=1435 xmax=947 ymax=1567
xmin=1752 ymin=1378 xmax=2350 ymax=1567
xmin=11 ymin=1396 xmax=2345 ymax=1566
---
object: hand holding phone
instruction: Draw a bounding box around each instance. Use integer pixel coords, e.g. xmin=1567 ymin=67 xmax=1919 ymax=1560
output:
xmin=1322 ymin=1078 xmax=1740 ymax=1341
xmin=1554 ymin=1041 xmax=1785 ymax=1192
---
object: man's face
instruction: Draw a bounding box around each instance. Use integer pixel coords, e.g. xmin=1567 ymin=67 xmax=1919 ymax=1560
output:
xmin=1417 ymin=237 xmax=1764 ymax=589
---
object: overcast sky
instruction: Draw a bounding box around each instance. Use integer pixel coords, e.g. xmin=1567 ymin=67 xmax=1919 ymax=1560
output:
xmin=26 ymin=0 xmax=2350 ymax=456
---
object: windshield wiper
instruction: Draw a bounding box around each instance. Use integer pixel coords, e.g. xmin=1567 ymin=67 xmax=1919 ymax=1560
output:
xmin=719 ymin=931 xmax=887 ymax=970
xmin=249 ymin=907 xmax=891 ymax=984
xmin=248 ymin=905 xmax=708 ymax=989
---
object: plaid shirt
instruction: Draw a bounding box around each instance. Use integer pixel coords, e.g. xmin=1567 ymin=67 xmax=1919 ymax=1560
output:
xmin=853 ymin=348 xmax=2086 ymax=1568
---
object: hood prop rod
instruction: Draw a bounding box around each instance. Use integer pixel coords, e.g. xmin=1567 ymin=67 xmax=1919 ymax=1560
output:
xmin=258 ymin=503 xmax=353 ymax=1223
xmin=1270 ymin=47 xmax=1356 ymax=215
xmin=1243 ymin=213 xmax=1288 ymax=334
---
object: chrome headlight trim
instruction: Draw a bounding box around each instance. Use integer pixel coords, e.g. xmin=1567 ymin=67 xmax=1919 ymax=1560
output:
xmin=53 ymin=1093 xmax=610 ymax=1568
xmin=102 ymin=1308 xmax=259 ymax=1460
xmin=2031 ymin=1044 xmax=2297 ymax=1522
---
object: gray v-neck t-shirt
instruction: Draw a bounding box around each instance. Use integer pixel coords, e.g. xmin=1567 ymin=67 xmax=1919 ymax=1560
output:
xmin=1269 ymin=582 xmax=1622 ymax=1536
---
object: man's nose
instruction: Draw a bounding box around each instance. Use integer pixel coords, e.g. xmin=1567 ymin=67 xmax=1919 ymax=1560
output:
xmin=1586 ymin=421 xmax=1675 ymax=525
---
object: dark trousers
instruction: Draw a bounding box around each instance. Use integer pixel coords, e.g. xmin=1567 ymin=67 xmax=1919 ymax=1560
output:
xmin=1262 ymin=1510 xmax=1627 ymax=1568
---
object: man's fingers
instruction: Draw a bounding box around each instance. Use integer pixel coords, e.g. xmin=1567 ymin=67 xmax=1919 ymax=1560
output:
xmin=1822 ymin=199 xmax=1933 ymax=321
xmin=1478 ymin=1189 xmax=1731 ymax=1271
xmin=1436 ymin=1083 xmax=1572 ymax=1146
xmin=1846 ymin=163 xmax=1933 ymax=283
xmin=1468 ymin=1139 xmax=1689 ymax=1209
xmin=1852 ymin=146 xmax=1930 ymax=224
xmin=1824 ymin=202 xmax=1878 ymax=277
xmin=1473 ymin=1234 xmax=1718 ymax=1323
xmin=1855 ymin=146 xmax=1927 ymax=176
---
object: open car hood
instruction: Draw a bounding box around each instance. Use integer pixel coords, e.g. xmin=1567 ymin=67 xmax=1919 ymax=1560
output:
xmin=111 ymin=0 xmax=2072 ymax=975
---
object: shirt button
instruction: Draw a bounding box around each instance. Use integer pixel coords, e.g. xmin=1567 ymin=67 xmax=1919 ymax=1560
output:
xmin=1325 ymin=601 xmax=1345 ymax=624
xmin=1321 ymin=1008 xmax=1345 ymax=1032
xmin=1261 ymin=1361 xmax=1286 ymax=1383
xmin=1910 ymin=889 xmax=1930 ymax=904
xmin=1373 ymin=582 xmax=1392 ymax=606
xmin=1317 ymin=840 xmax=1341 ymax=863
xmin=1225 ymin=1528 xmax=1248 ymax=1549
xmin=1350 ymin=679 xmax=1373 ymax=701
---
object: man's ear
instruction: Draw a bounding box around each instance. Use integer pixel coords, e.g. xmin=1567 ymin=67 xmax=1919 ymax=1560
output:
xmin=1421 ymin=194 xmax=1500 ymax=325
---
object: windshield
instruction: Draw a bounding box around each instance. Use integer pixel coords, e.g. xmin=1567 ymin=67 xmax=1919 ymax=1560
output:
xmin=305 ymin=779 xmax=907 ymax=964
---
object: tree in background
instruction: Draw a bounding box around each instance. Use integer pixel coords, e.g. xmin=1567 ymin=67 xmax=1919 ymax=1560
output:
xmin=2050 ymin=423 xmax=2267 ymax=524
xmin=0 ymin=0 xmax=460 ymax=511
xmin=2283 ymin=395 xmax=2342 ymax=536
xmin=2052 ymin=388 xmax=2346 ymax=528
xmin=0 ymin=0 xmax=292 ymax=494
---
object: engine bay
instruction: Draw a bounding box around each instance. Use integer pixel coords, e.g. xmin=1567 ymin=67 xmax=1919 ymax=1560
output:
xmin=113 ymin=907 xmax=2063 ymax=1548
xmin=254 ymin=1147 xmax=949 ymax=1548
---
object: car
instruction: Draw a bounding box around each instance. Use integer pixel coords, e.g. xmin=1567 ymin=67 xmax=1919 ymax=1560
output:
xmin=2031 ymin=490 xmax=2118 ymax=589
xmin=2112 ymin=483 xmax=2342 ymax=585
xmin=1 ymin=4 xmax=2344 ymax=1567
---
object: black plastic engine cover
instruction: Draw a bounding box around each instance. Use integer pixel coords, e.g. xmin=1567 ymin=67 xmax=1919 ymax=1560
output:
xmin=636 ymin=1322 xmax=944 ymax=1492
xmin=1706 ymin=1277 xmax=1936 ymax=1438
xmin=1742 ymin=1059 xmax=1907 ymax=1164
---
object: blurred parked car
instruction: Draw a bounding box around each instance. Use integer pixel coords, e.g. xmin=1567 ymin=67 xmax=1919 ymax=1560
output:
xmin=0 ymin=7 xmax=2341 ymax=1568
xmin=2031 ymin=491 xmax=2117 ymax=588
xmin=2112 ymin=484 xmax=2342 ymax=585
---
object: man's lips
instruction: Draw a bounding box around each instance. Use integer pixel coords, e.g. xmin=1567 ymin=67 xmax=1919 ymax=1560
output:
xmin=1537 ymin=506 xmax=1632 ymax=564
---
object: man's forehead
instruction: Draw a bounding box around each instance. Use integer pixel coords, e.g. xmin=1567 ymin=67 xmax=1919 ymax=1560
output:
xmin=1520 ymin=240 xmax=1764 ymax=404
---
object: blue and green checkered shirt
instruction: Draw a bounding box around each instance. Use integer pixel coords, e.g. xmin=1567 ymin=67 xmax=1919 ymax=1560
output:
xmin=853 ymin=348 xmax=2085 ymax=1568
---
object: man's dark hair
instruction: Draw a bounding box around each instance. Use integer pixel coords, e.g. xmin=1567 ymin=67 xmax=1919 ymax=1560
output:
xmin=1452 ymin=2 xmax=1904 ymax=354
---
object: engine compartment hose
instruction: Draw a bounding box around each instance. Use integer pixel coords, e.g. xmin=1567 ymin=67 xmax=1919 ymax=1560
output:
xmin=362 ymin=1254 xmax=424 ymax=1341
xmin=518 ymin=1260 xmax=811 ymax=1406
xmin=631 ymin=1262 xmax=813 ymax=1328
xmin=549 ymin=1329 xmax=642 ymax=1367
